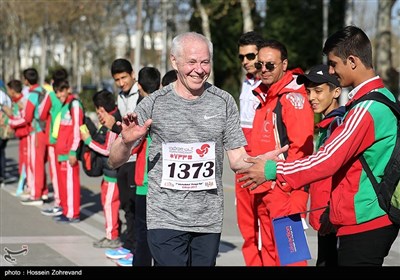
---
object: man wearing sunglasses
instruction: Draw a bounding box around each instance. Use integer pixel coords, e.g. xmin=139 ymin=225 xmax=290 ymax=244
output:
xmin=248 ymin=39 xmax=315 ymax=266
xmin=236 ymin=31 xmax=265 ymax=266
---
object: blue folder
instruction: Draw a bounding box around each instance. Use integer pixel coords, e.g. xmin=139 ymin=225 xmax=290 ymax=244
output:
xmin=272 ymin=213 xmax=311 ymax=265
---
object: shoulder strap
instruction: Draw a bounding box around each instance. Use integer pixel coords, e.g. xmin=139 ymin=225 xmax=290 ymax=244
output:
xmin=347 ymin=91 xmax=400 ymax=119
xmin=354 ymin=91 xmax=400 ymax=193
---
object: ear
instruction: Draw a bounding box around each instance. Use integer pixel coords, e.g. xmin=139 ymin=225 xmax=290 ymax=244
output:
xmin=170 ymin=54 xmax=178 ymax=71
xmin=333 ymin=87 xmax=342 ymax=99
xmin=348 ymin=56 xmax=357 ymax=69
xmin=282 ymin=59 xmax=288 ymax=71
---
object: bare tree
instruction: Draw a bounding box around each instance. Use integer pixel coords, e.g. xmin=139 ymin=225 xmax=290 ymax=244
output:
xmin=375 ymin=0 xmax=396 ymax=92
xmin=241 ymin=0 xmax=254 ymax=33
xmin=195 ymin=0 xmax=214 ymax=83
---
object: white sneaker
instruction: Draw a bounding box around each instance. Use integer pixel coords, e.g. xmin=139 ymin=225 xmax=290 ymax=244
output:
xmin=116 ymin=253 xmax=134 ymax=267
xmin=21 ymin=198 xmax=43 ymax=206
xmin=41 ymin=206 xmax=62 ymax=216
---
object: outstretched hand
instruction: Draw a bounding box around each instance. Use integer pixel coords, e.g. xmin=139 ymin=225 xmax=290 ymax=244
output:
xmin=237 ymin=145 xmax=289 ymax=190
xmin=119 ymin=112 xmax=152 ymax=145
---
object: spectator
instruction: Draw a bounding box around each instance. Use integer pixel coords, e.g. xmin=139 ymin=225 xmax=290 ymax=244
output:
xmin=297 ymin=64 xmax=344 ymax=266
xmin=3 ymin=80 xmax=29 ymax=192
xmin=100 ymin=59 xmax=141 ymax=264
xmin=235 ymin=31 xmax=265 ymax=266
xmin=0 ymin=81 xmax=12 ymax=187
xmin=39 ymin=68 xmax=68 ymax=217
xmin=81 ymin=89 xmax=122 ymax=248
xmin=247 ymin=39 xmax=315 ymax=266
xmin=52 ymin=79 xmax=83 ymax=223
xmin=161 ymin=70 xmax=177 ymax=87
xmin=8 ymin=68 xmax=48 ymax=205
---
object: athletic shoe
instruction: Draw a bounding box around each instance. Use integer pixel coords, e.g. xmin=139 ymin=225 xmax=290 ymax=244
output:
xmin=54 ymin=214 xmax=80 ymax=223
xmin=116 ymin=253 xmax=134 ymax=267
xmin=41 ymin=206 xmax=63 ymax=216
xmin=105 ymin=247 xmax=131 ymax=260
xmin=20 ymin=198 xmax=43 ymax=206
xmin=93 ymin=237 xmax=122 ymax=249
xmin=18 ymin=190 xmax=31 ymax=199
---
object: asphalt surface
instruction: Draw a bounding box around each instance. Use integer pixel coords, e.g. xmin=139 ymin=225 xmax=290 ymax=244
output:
xmin=0 ymin=138 xmax=399 ymax=273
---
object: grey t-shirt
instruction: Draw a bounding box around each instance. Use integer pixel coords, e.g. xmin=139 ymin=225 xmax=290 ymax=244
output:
xmin=135 ymin=82 xmax=246 ymax=233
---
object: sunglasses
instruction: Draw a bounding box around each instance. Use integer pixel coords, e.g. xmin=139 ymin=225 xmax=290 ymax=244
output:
xmin=254 ymin=61 xmax=281 ymax=71
xmin=238 ymin=53 xmax=257 ymax=61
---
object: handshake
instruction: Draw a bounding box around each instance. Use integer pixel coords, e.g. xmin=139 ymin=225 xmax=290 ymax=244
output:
xmin=237 ymin=145 xmax=288 ymax=190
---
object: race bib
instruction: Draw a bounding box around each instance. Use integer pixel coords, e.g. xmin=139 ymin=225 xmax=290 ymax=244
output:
xmin=161 ymin=142 xmax=217 ymax=191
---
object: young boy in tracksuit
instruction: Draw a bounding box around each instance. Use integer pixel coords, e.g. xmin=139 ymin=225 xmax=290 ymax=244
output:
xmin=38 ymin=69 xmax=66 ymax=216
xmin=8 ymin=68 xmax=48 ymax=205
xmin=3 ymin=80 xmax=30 ymax=193
xmin=297 ymin=64 xmax=345 ymax=266
xmin=52 ymin=79 xmax=83 ymax=223
xmin=80 ymin=89 xmax=122 ymax=249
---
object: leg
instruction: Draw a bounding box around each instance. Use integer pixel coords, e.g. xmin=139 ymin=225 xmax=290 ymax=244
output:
xmin=338 ymin=224 xmax=399 ymax=266
xmin=101 ymin=179 xmax=120 ymax=240
xmin=0 ymin=138 xmax=8 ymax=183
xmin=235 ymin=173 xmax=262 ymax=266
xmin=190 ymin=232 xmax=221 ymax=266
xmin=117 ymin=162 xmax=136 ymax=252
xmin=134 ymin=194 xmax=152 ymax=266
xmin=147 ymin=229 xmax=190 ymax=266
xmin=316 ymin=232 xmax=338 ymax=266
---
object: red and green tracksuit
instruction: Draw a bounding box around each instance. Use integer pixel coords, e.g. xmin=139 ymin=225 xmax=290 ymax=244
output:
xmin=265 ymin=77 xmax=394 ymax=236
xmin=55 ymin=96 xmax=83 ymax=219
xmin=8 ymin=84 xmax=47 ymax=200
xmin=84 ymin=126 xmax=120 ymax=239
xmin=39 ymin=90 xmax=62 ymax=206
xmin=245 ymin=69 xmax=315 ymax=266
xmin=7 ymin=94 xmax=30 ymax=175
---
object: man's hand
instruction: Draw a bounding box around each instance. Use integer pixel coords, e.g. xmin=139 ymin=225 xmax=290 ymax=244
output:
xmin=237 ymin=145 xmax=288 ymax=190
xmin=120 ymin=112 xmax=152 ymax=145
xmin=97 ymin=107 xmax=116 ymax=130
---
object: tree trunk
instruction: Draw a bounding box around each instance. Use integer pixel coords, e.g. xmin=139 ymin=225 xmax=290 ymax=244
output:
xmin=241 ymin=0 xmax=253 ymax=32
xmin=196 ymin=0 xmax=214 ymax=84
xmin=375 ymin=0 xmax=396 ymax=93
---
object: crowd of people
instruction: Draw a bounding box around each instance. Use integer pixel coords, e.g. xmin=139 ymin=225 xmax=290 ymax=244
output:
xmin=0 ymin=25 xmax=399 ymax=267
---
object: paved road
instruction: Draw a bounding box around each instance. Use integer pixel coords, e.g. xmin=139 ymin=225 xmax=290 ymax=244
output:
xmin=0 ymin=138 xmax=399 ymax=269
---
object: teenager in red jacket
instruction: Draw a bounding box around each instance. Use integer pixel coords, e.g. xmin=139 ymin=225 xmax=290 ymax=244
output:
xmin=239 ymin=26 xmax=400 ymax=267
xmin=249 ymin=39 xmax=314 ymax=266
xmin=297 ymin=64 xmax=344 ymax=266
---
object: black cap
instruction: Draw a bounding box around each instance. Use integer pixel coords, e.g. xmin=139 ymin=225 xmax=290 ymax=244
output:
xmin=296 ymin=64 xmax=340 ymax=87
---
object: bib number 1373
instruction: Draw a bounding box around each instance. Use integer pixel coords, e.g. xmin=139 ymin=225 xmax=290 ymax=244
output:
xmin=161 ymin=142 xmax=217 ymax=191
